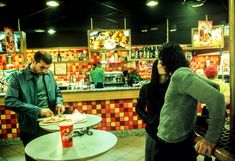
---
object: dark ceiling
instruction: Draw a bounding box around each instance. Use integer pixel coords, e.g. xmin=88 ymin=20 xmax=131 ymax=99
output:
xmin=0 ymin=0 xmax=228 ymax=33
xmin=0 ymin=0 xmax=229 ymax=47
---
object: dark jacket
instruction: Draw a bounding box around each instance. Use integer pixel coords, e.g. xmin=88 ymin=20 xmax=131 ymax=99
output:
xmin=135 ymin=82 xmax=168 ymax=139
xmin=4 ymin=65 xmax=63 ymax=134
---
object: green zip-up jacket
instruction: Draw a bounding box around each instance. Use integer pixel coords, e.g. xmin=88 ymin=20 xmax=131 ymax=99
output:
xmin=4 ymin=65 xmax=63 ymax=134
xmin=157 ymin=67 xmax=225 ymax=144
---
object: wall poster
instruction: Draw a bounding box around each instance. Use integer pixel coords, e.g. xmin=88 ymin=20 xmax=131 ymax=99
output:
xmin=88 ymin=29 xmax=131 ymax=51
xmin=192 ymin=25 xmax=224 ymax=49
xmin=4 ymin=27 xmax=16 ymax=53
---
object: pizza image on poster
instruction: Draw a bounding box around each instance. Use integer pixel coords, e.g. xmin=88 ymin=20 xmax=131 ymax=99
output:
xmin=4 ymin=27 xmax=16 ymax=53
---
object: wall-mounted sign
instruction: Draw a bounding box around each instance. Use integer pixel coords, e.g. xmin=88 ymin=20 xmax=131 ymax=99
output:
xmin=4 ymin=27 xmax=15 ymax=53
xmin=192 ymin=25 xmax=224 ymax=49
xmin=88 ymin=29 xmax=131 ymax=51
xmin=198 ymin=21 xmax=213 ymax=47
xmin=0 ymin=31 xmax=27 ymax=54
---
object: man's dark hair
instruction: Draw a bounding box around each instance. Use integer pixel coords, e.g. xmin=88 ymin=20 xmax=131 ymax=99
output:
xmin=34 ymin=51 xmax=52 ymax=64
xmin=158 ymin=42 xmax=189 ymax=74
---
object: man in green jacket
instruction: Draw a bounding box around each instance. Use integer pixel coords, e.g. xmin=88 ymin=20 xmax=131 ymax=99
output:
xmin=4 ymin=51 xmax=65 ymax=161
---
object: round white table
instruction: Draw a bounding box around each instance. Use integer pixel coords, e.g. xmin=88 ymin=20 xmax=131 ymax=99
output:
xmin=25 ymin=129 xmax=117 ymax=161
xmin=39 ymin=114 xmax=102 ymax=132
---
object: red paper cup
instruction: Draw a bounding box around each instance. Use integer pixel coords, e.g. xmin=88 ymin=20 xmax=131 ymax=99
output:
xmin=59 ymin=122 xmax=74 ymax=148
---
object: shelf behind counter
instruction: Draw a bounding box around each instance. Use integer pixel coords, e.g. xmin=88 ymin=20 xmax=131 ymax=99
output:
xmin=61 ymin=86 xmax=140 ymax=102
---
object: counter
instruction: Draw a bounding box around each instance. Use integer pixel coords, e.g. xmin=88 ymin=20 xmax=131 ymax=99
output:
xmin=0 ymin=87 xmax=145 ymax=140
xmin=61 ymin=87 xmax=140 ymax=102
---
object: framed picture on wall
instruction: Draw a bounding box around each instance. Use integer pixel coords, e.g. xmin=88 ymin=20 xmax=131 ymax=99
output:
xmin=54 ymin=63 xmax=67 ymax=75
xmin=191 ymin=25 xmax=224 ymax=49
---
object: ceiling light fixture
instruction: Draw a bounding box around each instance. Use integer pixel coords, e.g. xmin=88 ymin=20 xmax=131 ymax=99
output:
xmin=146 ymin=0 xmax=159 ymax=7
xmin=182 ymin=0 xmax=206 ymax=7
xmin=48 ymin=29 xmax=56 ymax=34
xmin=0 ymin=2 xmax=6 ymax=7
xmin=141 ymin=26 xmax=148 ymax=32
xmin=141 ymin=29 xmax=148 ymax=33
xmin=170 ymin=24 xmax=177 ymax=32
xmin=34 ymin=29 xmax=46 ymax=33
xmin=191 ymin=2 xmax=204 ymax=7
xmin=46 ymin=0 xmax=60 ymax=7
xmin=150 ymin=27 xmax=158 ymax=31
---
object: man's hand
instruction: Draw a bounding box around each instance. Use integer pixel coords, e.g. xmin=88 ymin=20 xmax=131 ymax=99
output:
xmin=195 ymin=138 xmax=215 ymax=157
xmin=56 ymin=104 xmax=65 ymax=116
xmin=40 ymin=108 xmax=54 ymax=117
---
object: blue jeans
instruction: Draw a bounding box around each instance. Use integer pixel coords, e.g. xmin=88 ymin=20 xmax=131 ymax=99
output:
xmin=145 ymin=132 xmax=156 ymax=161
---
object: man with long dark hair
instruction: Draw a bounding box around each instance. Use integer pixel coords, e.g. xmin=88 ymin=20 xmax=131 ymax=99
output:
xmin=154 ymin=42 xmax=225 ymax=161
xmin=136 ymin=60 xmax=170 ymax=161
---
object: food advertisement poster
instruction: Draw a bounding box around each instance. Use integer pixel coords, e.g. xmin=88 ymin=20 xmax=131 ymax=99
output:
xmin=88 ymin=29 xmax=131 ymax=50
xmin=4 ymin=27 xmax=16 ymax=53
xmin=198 ymin=21 xmax=213 ymax=46
xmin=192 ymin=25 xmax=224 ymax=49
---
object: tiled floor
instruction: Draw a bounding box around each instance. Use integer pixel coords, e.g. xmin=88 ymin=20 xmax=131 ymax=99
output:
xmin=0 ymin=132 xmax=214 ymax=161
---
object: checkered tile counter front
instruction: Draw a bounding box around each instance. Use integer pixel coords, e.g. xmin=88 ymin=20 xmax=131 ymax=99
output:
xmin=0 ymin=106 xmax=20 ymax=138
xmin=0 ymin=98 xmax=145 ymax=139
xmin=65 ymin=99 xmax=145 ymax=131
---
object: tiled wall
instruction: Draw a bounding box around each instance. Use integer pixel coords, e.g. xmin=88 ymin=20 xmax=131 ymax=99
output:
xmin=65 ymin=99 xmax=144 ymax=131
xmin=0 ymin=98 xmax=143 ymax=138
xmin=0 ymin=106 xmax=20 ymax=138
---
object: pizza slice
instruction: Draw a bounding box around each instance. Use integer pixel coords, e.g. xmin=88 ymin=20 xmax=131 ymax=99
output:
xmin=40 ymin=116 xmax=67 ymax=125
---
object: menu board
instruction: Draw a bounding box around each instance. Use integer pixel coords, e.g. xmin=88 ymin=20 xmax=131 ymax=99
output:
xmin=192 ymin=25 xmax=224 ymax=49
xmin=88 ymin=29 xmax=131 ymax=50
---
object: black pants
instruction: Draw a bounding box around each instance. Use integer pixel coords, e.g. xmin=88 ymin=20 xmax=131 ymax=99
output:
xmin=20 ymin=126 xmax=49 ymax=161
xmin=153 ymin=134 xmax=197 ymax=161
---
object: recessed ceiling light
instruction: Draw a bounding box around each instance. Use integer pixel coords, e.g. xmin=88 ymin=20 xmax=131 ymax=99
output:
xmin=146 ymin=0 xmax=159 ymax=7
xmin=46 ymin=0 xmax=60 ymax=7
xmin=0 ymin=2 xmax=6 ymax=7
xmin=192 ymin=2 xmax=204 ymax=7
xmin=48 ymin=29 xmax=56 ymax=34
xmin=170 ymin=24 xmax=177 ymax=32
xmin=141 ymin=29 xmax=148 ymax=33
xmin=34 ymin=29 xmax=46 ymax=33
xmin=150 ymin=27 xmax=158 ymax=31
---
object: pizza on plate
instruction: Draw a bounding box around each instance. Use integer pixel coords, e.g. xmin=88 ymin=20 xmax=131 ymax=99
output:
xmin=40 ymin=116 xmax=66 ymax=125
